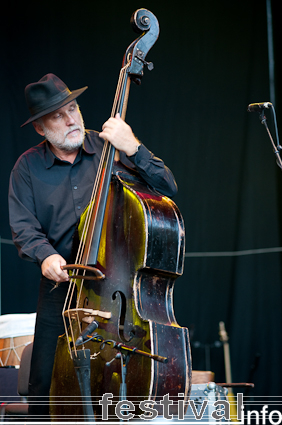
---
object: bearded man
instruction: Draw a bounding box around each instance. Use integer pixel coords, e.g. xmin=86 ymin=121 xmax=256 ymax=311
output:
xmin=8 ymin=73 xmax=177 ymax=420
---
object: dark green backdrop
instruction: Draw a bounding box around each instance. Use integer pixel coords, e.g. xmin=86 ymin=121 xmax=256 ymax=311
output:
xmin=1 ymin=0 xmax=281 ymax=398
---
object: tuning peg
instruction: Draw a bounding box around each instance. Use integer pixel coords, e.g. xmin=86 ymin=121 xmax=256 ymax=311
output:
xmin=138 ymin=57 xmax=154 ymax=71
xmin=135 ymin=48 xmax=154 ymax=71
xmin=146 ymin=61 xmax=154 ymax=71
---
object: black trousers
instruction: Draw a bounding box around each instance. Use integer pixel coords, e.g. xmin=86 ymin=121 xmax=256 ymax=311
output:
xmin=28 ymin=277 xmax=73 ymax=421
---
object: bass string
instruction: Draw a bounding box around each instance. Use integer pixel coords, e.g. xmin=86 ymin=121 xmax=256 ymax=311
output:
xmin=61 ymin=143 xmax=111 ymax=357
xmin=62 ymin=63 xmax=131 ymax=355
xmin=111 ymin=62 xmax=131 ymax=117
xmin=73 ymin=62 xmax=131 ymax=281
xmin=75 ymin=62 xmax=130 ymax=271
xmin=74 ymin=62 xmax=130 ymax=315
xmin=61 ymin=140 xmax=112 ymax=356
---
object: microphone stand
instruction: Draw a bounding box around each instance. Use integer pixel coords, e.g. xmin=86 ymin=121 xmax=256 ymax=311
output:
xmin=258 ymin=109 xmax=282 ymax=169
xmin=103 ymin=339 xmax=168 ymax=420
xmin=119 ymin=352 xmax=130 ymax=420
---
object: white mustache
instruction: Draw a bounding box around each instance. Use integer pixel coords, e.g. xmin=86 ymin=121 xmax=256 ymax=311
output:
xmin=65 ymin=125 xmax=81 ymax=138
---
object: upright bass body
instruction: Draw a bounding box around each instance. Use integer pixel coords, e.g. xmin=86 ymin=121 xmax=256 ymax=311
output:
xmin=50 ymin=8 xmax=192 ymax=420
xmin=50 ymin=164 xmax=191 ymax=419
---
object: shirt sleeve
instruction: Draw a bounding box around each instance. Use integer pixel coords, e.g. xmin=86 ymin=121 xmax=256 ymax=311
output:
xmin=124 ymin=144 xmax=178 ymax=197
xmin=8 ymin=157 xmax=58 ymax=265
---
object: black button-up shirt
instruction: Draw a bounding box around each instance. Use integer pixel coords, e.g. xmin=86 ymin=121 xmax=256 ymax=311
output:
xmin=9 ymin=130 xmax=177 ymax=265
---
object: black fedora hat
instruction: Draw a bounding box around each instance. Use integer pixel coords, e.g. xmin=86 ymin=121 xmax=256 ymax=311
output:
xmin=21 ymin=73 xmax=88 ymax=127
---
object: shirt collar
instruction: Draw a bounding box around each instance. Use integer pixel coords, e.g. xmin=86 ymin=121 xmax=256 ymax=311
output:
xmin=83 ymin=130 xmax=99 ymax=154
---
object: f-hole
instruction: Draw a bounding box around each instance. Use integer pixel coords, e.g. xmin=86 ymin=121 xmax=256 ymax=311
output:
xmin=112 ymin=290 xmax=134 ymax=342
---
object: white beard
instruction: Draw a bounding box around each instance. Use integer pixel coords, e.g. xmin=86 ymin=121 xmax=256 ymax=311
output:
xmin=43 ymin=118 xmax=85 ymax=152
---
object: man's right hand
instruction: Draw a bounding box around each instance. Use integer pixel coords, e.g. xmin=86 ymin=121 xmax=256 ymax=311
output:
xmin=41 ymin=254 xmax=69 ymax=283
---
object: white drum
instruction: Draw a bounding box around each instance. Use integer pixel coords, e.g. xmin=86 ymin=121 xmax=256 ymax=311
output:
xmin=0 ymin=313 xmax=36 ymax=366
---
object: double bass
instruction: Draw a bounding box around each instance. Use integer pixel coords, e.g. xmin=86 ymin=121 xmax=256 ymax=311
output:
xmin=50 ymin=9 xmax=192 ymax=420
